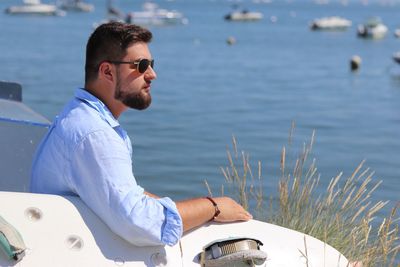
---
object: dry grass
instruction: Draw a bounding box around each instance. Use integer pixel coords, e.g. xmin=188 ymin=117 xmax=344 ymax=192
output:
xmin=215 ymin=130 xmax=399 ymax=267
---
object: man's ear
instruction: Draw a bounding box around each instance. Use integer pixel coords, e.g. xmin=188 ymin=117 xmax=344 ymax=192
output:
xmin=98 ymin=62 xmax=114 ymax=82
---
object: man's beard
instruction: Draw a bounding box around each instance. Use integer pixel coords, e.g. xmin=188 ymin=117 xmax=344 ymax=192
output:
xmin=114 ymin=75 xmax=151 ymax=110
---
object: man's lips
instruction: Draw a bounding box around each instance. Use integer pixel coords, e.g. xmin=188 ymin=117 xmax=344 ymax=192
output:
xmin=143 ymin=83 xmax=151 ymax=92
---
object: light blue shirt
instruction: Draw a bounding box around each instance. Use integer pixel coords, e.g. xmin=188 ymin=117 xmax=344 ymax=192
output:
xmin=30 ymin=88 xmax=183 ymax=246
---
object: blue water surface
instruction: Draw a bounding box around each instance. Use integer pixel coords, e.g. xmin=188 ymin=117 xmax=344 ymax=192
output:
xmin=1 ymin=0 xmax=399 ymax=223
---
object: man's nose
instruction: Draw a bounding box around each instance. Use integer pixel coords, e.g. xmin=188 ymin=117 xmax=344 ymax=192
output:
xmin=145 ymin=66 xmax=157 ymax=80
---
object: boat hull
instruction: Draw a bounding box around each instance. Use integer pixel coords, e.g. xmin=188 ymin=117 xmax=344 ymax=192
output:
xmin=5 ymin=4 xmax=65 ymax=16
xmin=60 ymin=2 xmax=94 ymax=12
xmin=127 ymin=11 xmax=186 ymax=26
xmin=310 ymin=17 xmax=352 ymax=31
xmin=0 ymin=191 xmax=350 ymax=266
xmin=225 ymin=11 xmax=263 ymax=21
xmin=357 ymin=24 xmax=388 ymax=39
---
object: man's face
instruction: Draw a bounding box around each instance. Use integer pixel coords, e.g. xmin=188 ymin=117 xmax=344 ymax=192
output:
xmin=114 ymin=42 xmax=156 ymax=110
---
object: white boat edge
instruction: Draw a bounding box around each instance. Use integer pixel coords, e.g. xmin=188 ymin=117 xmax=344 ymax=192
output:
xmin=0 ymin=191 xmax=350 ymax=266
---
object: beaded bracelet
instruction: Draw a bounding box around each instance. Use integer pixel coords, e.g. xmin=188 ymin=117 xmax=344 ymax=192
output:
xmin=205 ymin=196 xmax=220 ymax=221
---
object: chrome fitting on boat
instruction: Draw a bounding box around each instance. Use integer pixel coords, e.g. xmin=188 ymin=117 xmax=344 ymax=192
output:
xmin=200 ymin=237 xmax=267 ymax=267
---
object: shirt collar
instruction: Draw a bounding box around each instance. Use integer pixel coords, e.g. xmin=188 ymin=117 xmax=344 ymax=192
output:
xmin=74 ymin=88 xmax=120 ymax=128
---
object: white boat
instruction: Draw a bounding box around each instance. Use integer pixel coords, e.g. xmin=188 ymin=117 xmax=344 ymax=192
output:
xmin=357 ymin=17 xmax=388 ymax=39
xmin=224 ymin=9 xmax=263 ymax=21
xmin=100 ymin=1 xmax=187 ymax=27
xmin=0 ymin=81 xmax=351 ymax=267
xmin=125 ymin=2 xmax=188 ymax=26
xmin=59 ymin=0 xmax=94 ymax=12
xmin=4 ymin=0 xmax=65 ymax=16
xmin=394 ymin=28 xmax=400 ymax=38
xmin=0 ymin=191 xmax=352 ymax=267
xmin=310 ymin=16 xmax=352 ymax=31
xmin=393 ymin=52 xmax=400 ymax=64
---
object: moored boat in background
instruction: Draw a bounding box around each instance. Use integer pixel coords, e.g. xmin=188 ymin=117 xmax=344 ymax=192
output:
xmin=125 ymin=2 xmax=188 ymax=26
xmin=59 ymin=0 xmax=94 ymax=12
xmin=224 ymin=10 xmax=263 ymax=21
xmin=310 ymin=16 xmax=352 ymax=31
xmin=4 ymin=0 xmax=65 ymax=16
xmin=394 ymin=28 xmax=400 ymax=38
xmin=98 ymin=0 xmax=188 ymax=27
xmin=393 ymin=52 xmax=400 ymax=64
xmin=357 ymin=17 xmax=388 ymax=39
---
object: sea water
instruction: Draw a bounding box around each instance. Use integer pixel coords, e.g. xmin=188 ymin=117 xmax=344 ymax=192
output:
xmin=1 ymin=0 xmax=399 ymax=223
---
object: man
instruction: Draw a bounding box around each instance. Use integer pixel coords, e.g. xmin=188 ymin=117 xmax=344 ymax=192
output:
xmin=30 ymin=22 xmax=252 ymax=247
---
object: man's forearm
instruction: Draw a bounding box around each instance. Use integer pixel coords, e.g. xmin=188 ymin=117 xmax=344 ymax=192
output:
xmin=176 ymin=198 xmax=216 ymax=232
xmin=176 ymin=196 xmax=253 ymax=232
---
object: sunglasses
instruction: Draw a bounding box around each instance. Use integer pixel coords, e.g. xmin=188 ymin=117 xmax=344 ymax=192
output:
xmin=108 ymin=58 xmax=154 ymax=73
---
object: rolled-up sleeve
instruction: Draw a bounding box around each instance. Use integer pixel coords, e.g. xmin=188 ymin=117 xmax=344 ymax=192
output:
xmin=157 ymin=197 xmax=183 ymax=246
xmin=69 ymin=129 xmax=183 ymax=247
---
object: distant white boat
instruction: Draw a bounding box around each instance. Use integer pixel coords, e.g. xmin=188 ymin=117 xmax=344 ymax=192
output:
xmin=393 ymin=52 xmax=400 ymax=64
xmin=125 ymin=2 xmax=188 ymax=26
xmin=394 ymin=28 xmax=400 ymax=38
xmin=59 ymin=0 xmax=94 ymax=12
xmin=357 ymin=17 xmax=388 ymax=39
xmin=224 ymin=9 xmax=263 ymax=21
xmin=101 ymin=1 xmax=187 ymax=27
xmin=4 ymin=0 xmax=65 ymax=16
xmin=310 ymin=16 xmax=352 ymax=31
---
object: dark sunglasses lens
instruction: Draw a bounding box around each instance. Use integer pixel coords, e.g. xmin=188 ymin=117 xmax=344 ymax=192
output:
xmin=138 ymin=59 xmax=149 ymax=73
xmin=138 ymin=59 xmax=154 ymax=73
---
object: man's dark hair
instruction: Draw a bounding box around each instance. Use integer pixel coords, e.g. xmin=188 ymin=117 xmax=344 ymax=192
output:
xmin=85 ymin=22 xmax=152 ymax=83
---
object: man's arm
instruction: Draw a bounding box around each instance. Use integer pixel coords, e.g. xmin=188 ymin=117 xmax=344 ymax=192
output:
xmin=144 ymin=191 xmax=252 ymax=232
xmin=176 ymin=197 xmax=253 ymax=232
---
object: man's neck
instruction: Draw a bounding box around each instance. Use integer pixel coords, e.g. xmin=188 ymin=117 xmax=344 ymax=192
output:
xmin=84 ymin=82 xmax=126 ymax=119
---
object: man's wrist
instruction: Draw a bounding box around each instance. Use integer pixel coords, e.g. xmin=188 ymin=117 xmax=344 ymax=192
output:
xmin=205 ymin=196 xmax=220 ymax=221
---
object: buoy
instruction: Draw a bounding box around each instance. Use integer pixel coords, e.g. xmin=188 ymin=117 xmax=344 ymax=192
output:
xmin=226 ymin=36 xmax=236 ymax=45
xmin=350 ymin=55 xmax=361 ymax=71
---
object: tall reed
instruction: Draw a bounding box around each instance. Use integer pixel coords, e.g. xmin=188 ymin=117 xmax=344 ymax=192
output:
xmin=216 ymin=131 xmax=399 ymax=266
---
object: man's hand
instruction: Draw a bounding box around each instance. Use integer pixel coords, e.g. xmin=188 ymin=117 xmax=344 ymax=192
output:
xmin=213 ymin=196 xmax=253 ymax=222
